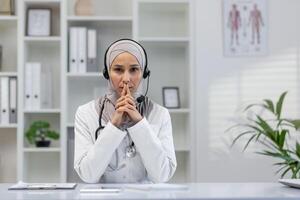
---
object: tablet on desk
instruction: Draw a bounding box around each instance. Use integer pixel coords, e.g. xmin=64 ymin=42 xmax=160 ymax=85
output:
xmin=8 ymin=181 xmax=77 ymax=190
xmin=279 ymin=179 xmax=300 ymax=189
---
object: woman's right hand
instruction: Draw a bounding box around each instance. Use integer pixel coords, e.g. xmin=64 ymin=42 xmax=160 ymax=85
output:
xmin=111 ymin=87 xmax=126 ymax=128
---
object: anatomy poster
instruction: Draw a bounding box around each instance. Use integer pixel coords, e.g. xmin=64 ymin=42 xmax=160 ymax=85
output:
xmin=223 ymin=0 xmax=267 ymax=56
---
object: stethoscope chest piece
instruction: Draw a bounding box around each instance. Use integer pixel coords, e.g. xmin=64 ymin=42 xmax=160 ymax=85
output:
xmin=125 ymin=145 xmax=136 ymax=158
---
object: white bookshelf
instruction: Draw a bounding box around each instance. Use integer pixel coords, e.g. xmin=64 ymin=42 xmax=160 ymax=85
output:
xmin=23 ymin=147 xmax=61 ymax=152
xmin=0 ymin=124 xmax=18 ymax=128
xmin=67 ymin=16 xmax=133 ymax=22
xmin=0 ymin=0 xmax=195 ymax=183
xmin=24 ymin=36 xmax=61 ymax=42
xmin=23 ymin=109 xmax=61 ymax=113
xmin=0 ymin=0 xmax=19 ymax=183
xmin=0 ymin=72 xmax=18 ymax=77
xmin=0 ymin=16 xmax=18 ymax=21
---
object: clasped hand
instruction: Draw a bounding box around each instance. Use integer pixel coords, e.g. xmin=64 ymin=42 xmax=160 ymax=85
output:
xmin=111 ymin=84 xmax=142 ymax=128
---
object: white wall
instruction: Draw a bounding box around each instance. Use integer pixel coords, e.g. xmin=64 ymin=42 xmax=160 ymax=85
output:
xmin=195 ymin=0 xmax=300 ymax=182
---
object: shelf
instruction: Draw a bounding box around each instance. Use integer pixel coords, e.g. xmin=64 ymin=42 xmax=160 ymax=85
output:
xmin=23 ymin=148 xmax=61 ymax=152
xmin=0 ymin=124 xmax=17 ymax=128
xmin=138 ymin=0 xmax=189 ymax=3
xmin=67 ymin=123 xmax=74 ymax=128
xmin=139 ymin=37 xmax=189 ymax=42
xmin=0 ymin=16 xmax=18 ymax=21
xmin=67 ymin=16 xmax=132 ymax=22
xmin=24 ymin=0 xmax=61 ymax=2
xmin=67 ymin=72 xmax=102 ymax=78
xmin=0 ymin=72 xmax=18 ymax=77
xmin=24 ymin=109 xmax=61 ymax=113
xmin=175 ymin=148 xmax=190 ymax=152
xmin=24 ymin=36 xmax=61 ymax=42
xmin=168 ymin=108 xmax=190 ymax=113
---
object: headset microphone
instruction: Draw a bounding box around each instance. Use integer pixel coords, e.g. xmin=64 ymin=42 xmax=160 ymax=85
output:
xmin=137 ymin=71 xmax=150 ymax=103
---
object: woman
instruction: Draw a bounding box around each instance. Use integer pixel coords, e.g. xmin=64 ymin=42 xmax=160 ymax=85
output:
xmin=74 ymin=39 xmax=177 ymax=183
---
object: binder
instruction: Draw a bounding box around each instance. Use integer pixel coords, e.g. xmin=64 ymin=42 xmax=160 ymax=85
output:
xmin=0 ymin=78 xmax=1 ymax=124
xmin=25 ymin=63 xmax=33 ymax=109
xmin=69 ymin=27 xmax=78 ymax=73
xmin=0 ymin=77 xmax=9 ymax=124
xmin=78 ymin=27 xmax=87 ymax=73
xmin=41 ymin=68 xmax=52 ymax=109
xmin=9 ymin=77 xmax=17 ymax=123
xmin=87 ymin=29 xmax=98 ymax=72
xmin=31 ymin=63 xmax=41 ymax=110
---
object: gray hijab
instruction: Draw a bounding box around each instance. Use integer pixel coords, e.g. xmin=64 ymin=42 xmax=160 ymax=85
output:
xmin=95 ymin=39 xmax=153 ymax=130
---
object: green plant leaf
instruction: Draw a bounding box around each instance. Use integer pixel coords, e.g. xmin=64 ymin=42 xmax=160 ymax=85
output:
xmin=231 ymin=131 xmax=254 ymax=147
xmin=296 ymin=142 xmax=300 ymax=159
xmin=263 ymin=99 xmax=275 ymax=114
xmin=243 ymin=103 xmax=263 ymax=112
xmin=46 ymin=131 xmax=59 ymax=140
xmin=243 ymin=134 xmax=257 ymax=152
xmin=286 ymin=119 xmax=300 ymax=130
xmin=276 ymin=91 xmax=287 ymax=119
xmin=281 ymin=167 xmax=291 ymax=178
xmin=278 ymin=130 xmax=287 ymax=150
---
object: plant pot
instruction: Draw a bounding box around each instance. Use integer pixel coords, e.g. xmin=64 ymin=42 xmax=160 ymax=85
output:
xmin=35 ymin=140 xmax=51 ymax=147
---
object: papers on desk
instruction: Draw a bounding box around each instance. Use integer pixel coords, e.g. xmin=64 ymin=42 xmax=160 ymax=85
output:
xmin=8 ymin=181 xmax=77 ymax=190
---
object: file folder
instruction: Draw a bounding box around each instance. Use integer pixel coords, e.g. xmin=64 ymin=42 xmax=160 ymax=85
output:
xmin=25 ymin=63 xmax=33 ymax=109
xmin=87 ymin=29 xmax=98 ymax=72
xmin=69 ymin=27 xmax=78 ymax=73
xmin=0 ymin=77 xmax=9 ymax=124
xmin=78 ymin=27 xmax=87 ymax=73
xmin=9 ymin=77 xmax=17 ymax=123
xmin=32 ymin=63 xmax=41 ymax=109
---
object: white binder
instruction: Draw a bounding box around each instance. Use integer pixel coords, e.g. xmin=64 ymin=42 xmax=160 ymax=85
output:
xmin=69 ymin=27 xmax=79 ymax=73
xmin=78 ymin=27 xmax=87 ymax=73
xmin=31 ymin=63 xmax=41 ymax=110
xmin=25 ymin=63 xmax=33 ymax=109
xmin=1 ymin=77 xmax=9 ymax=124
xmin=9 ymin=77 xmax=17 ymax=123
xmin=87 ymin=29 xmax=98 ymax=72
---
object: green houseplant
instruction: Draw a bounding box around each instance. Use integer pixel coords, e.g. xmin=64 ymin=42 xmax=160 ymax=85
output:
xmin=25 ymin=120 xmax=59 ymax=147
xmin=229 ymin=91 xmax=300 ymax=178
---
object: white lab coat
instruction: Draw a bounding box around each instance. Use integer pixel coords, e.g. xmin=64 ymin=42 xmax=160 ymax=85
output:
xmin=74 ymin=99 xmax=177 ymax=183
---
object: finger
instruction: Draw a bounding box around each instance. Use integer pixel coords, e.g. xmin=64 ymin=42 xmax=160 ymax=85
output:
xmin=125 ymin=97 xmax=136 ymax=107
xmin=116 ymin=96 xmax=126 ymax=104
xmin=115 ymin=100 xmax=128 ymax=109
xmin=121 ymin=85 xmax=126 ymax=96
xmin=126 ymin=84 xmax=131 ymax=96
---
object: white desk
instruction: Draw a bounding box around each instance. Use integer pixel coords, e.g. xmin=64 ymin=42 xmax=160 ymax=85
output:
xmin=1 ymin=182 xmax=300 ymax=200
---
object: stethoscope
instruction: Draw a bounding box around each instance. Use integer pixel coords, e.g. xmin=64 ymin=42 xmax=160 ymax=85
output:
xmin=94 ymin=96 xmax=137 ymax=160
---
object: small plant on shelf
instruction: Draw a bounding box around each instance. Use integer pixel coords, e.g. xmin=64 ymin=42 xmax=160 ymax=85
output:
xmin=25 ymin=120 xmax=59 ymax=147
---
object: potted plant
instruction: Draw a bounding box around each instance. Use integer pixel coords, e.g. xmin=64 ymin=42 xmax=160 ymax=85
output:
xmin=228 ymin=91 xmax=300 ymax=178
xmin=25 ymin=120 xmax=59 ymax=147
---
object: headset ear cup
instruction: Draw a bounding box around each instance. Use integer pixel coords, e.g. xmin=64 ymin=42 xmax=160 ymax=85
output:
xmin=103 ymin=68 xmax=109 ymax=79
xmin=143 ymin=69 xmax=150 ymax=79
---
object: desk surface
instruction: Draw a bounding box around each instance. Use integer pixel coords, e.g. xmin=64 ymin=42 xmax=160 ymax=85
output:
xmin=1 ymin=182 xmax=300 ymax=200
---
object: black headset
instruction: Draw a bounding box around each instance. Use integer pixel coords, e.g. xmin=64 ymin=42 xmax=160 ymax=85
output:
xmin=102 ymin=38 xmax=150 ymax=80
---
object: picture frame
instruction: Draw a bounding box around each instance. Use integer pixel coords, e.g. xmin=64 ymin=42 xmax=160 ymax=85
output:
xmin=223 ymin=0 xmax=268 ymax=56
xmin=162 ymin=87 xmax=180 ymax=109
xmin=27 ymin=8 xmax=51 ymax=36
xmin=0 ymin=0 xmax=14 ymax=15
